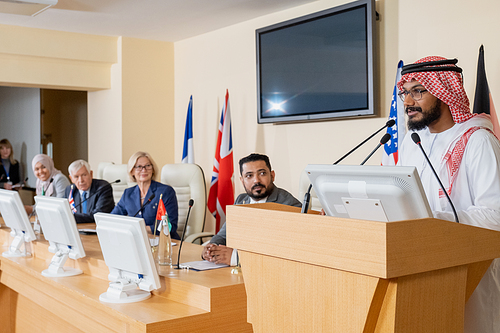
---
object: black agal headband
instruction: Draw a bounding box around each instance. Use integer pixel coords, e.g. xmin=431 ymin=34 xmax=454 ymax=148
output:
xmin=401 ymin=58 xmax=463 ymax=75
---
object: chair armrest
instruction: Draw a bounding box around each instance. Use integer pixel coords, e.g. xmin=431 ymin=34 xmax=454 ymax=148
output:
xmin=184 ymin=232 xmax=215 ymax=244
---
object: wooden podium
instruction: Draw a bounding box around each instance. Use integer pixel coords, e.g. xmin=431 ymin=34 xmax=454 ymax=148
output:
xmin=227 ymin=203 xmax=500 ymax=333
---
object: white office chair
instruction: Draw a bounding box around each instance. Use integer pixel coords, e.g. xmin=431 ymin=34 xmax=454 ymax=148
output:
xmin=298 ymin=168 xmax=322 ymax=212
xmin=160 ymin=163 xmax=211 ymax=243
xmin=96 ymin=162 xmax=114 ymax=180
xmin=102 ymin=164 xmax=133 ymax=203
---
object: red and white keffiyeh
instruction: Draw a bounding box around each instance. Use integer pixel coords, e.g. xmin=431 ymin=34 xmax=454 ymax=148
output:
xmin=397 ymin=55 xmax=474 ymax=123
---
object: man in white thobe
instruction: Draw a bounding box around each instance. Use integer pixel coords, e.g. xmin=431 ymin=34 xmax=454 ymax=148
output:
xmin=397 ymin=56 xmax=500 ymax=333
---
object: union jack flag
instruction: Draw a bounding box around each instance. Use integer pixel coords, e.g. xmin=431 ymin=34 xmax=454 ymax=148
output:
xmin=382 ymin=60 xmax=406 ymax=165
xmin=207 ymin=90 xmax=234 ymax=233
xmin=68 ymin=185 xmax=77 ymax=213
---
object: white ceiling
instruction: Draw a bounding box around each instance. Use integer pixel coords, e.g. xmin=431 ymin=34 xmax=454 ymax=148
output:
xmin=0 ymin=0 xmax=318 ymax=42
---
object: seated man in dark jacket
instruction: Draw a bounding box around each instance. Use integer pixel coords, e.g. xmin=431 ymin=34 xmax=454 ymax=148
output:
xmin=64 ymin=159 xmax=115 ymax=223
xmin=202 ymin=153 xmax=301 ymax=265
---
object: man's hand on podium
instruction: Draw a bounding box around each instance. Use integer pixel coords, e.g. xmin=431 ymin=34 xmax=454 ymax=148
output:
xmin=203 ymin=243 xmax=232 ymax=265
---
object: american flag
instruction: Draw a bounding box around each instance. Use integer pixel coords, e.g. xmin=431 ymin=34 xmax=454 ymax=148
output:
xmin=68 ymin=185 xmax=77 ymax=213
xmin=207 ymin=90 xmax=234 ymax=233
xmin=382 ymin=60 xmax=406 ymax=165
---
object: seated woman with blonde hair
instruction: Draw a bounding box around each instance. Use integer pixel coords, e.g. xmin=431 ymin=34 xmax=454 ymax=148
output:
xmin=111 ymin=151 xmax=179 ymax=239
xmin=0 ymin=139 xmax=22 ymax=190
xmin=25 ymin=154 xmax=70 ymax=215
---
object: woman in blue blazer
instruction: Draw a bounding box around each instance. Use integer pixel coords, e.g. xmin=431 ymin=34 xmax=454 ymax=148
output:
xmin=111 ymin=151 xmax=179 ymax=239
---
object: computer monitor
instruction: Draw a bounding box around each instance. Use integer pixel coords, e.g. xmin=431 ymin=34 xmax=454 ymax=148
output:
xmin=94 ymin=213 xmax=161 ymax=303
xmin=34 ymin=196 xmax=86 ymax=277
xmin=305 ymin=165 xmax=433 ymax=222
xmin=0 ymin=189 xmax=36 ymax=257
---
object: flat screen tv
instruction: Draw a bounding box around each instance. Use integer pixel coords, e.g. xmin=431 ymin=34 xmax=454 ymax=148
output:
xmin=256 ymin=0 xmax=376 ymax=124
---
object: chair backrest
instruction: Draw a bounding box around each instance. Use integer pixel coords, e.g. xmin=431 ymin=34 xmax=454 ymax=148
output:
xmin=160 ymin=163 xmax=206 ymax=239
xmin=298 ymin=168 xmax=322 ymax=212
xmin=96 ymin=162 xmax=114 ymax=180
xmin=102 ymin=164 xmax=133 ymax=203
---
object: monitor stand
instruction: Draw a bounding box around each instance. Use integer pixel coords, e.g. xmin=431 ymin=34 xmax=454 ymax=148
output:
xmin=99 ymin=280 xmax=151 ymax=303
xmin=41 ymin=250 xmax=83 ymax=277
xmin=2 ymin=232 xmax=32 ymax=258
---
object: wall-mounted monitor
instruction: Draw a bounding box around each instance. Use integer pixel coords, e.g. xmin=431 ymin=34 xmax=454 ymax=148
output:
xmin=34 ymin=196 xmax=86 ymax=277
xmin=306 ymin=165 xmax=432 ymax=222
xmin=256 ymin=0 xmax=376 ymax=124
xmin=94 ymin=213 xmax=160 ymax=303
xmin=0 ymin=189 xmax=36 ymax=257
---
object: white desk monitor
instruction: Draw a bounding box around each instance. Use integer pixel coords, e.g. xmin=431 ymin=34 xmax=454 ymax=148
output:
xmin=94 ymin=213 xmax=161 ymax=303
xmin=0 ymin=189 xmax=36 ymax=257
xmin=305 ymin=165 xmax=433 ymax=222
xmin=34 ymin=196 xmax=86 ymax=277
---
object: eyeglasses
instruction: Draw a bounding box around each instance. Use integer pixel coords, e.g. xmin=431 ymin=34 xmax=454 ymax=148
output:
xmin=398 ymin=87 xmax=428 ymax=102
xmin=134 ymin=164 xmax=152 ymax=171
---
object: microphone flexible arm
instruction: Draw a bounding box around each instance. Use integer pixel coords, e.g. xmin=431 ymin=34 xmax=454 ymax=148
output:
xmin=411 ymin=133 xmax=459 ymax=223
xmin=133 ymin=194 xmax=155 ymax=217
xmin=176 ymin=199 xmax=194 ymax=269
xmin=360 ymin=133 xmax=391 ymax=166
xmin=73 ymin=179 xmax=121 ymax=211
xmin=301 ymin=119 xmax=396 ymax=213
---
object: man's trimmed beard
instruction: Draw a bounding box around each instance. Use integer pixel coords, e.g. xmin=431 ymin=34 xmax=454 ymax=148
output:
xmin=407 ymin=99 xmax=442 ymax=131
xmin=244 ymin=183 xmax=275 ymax=200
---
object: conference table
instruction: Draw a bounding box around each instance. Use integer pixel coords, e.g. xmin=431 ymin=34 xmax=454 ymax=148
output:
xmin=0 ymin=219 xmax=253 ymax=332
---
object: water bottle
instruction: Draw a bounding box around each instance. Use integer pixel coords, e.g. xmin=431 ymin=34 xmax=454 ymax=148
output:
xmin=158 ymin=214 xmax=172 ymax=266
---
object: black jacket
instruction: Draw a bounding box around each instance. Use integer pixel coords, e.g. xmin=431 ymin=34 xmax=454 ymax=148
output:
xmin=0 ymin=160 xmax=21 ymax=185
xmin=64 ymin=178 xmax=115 ymax=223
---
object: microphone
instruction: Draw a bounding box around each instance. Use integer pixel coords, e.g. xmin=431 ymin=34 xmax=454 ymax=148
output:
xmin=42 ymin=178 xmax=54 ymax=195
xmin=176 ymin=199 xmax=194 ymax=269
xmin=301 ymin=119 xmax=396 ymax=213
xmin=360 ymin=133 xmax=391 ymax=165
xmin=133 ymin=193 xmax=155 ymax=217
xmin=12 ymin=177 xmax=28 ymax=189
xmin=73 ymin=179 xmax=120 ymax=211
xmin=411 ymin=133 xmax=459 ymax=223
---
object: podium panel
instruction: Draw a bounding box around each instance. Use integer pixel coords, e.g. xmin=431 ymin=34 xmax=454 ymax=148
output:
xmin=240 ymin=251 xmax=381 ymax=332
xmin=227 ymin=203 xmax=500 ymax=332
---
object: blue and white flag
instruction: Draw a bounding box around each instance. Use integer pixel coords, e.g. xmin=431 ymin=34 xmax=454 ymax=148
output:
xmin=382 ymin=60 xmax=406 ymax=165
xmin=182 ymin=96 xmax=194 ymax=163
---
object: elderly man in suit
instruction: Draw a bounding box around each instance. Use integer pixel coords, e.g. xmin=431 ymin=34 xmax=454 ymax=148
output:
xmin=64 ymin=159 xmax=115 ymax=223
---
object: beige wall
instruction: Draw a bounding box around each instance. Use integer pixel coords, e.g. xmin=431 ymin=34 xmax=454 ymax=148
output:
xmin=173 ymin=0 xmax=500 ymax=202
xmin=173 ymin=0 xmax=398 ymax=201
xmin=398 ymin=0 xmax=500 ymax=99
xmin=0 ymin=27 xmax=176 ymax=174
xmin=87 ymin=38 xmax=123 ymax=170
xmin=0 ymin=24 xmax=116 ymax=90
xmin=121 ymin=37 xmax=175 ymax=169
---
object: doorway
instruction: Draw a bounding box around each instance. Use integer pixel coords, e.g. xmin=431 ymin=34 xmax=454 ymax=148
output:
xmin=41 ymin=89 xmax=88 ymax=177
